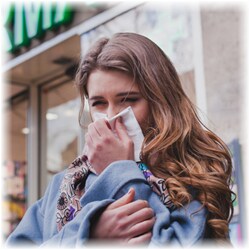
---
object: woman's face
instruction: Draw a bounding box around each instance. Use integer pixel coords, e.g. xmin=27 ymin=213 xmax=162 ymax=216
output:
xmin=86 ymin=70 xmax=150 ymax=133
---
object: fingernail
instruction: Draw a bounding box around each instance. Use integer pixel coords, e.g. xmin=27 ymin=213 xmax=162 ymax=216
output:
xmin=105 ymin=121 xmax=111 ymax=129
xmin=128 ymin=187 xmax=133 ymax=194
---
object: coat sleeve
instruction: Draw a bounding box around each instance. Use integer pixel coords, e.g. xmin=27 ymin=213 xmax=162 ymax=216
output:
xmin=6 ymin=160 xmax=208 ymax=247
xmin=5 ymin=171 xmax=115 ymax=248
xmin=80 ymin=160 xmax=208 ymax=247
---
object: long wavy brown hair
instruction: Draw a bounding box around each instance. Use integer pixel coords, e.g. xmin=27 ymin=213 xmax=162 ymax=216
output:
xmin=75 ymin=32 xmax=234 ymax=242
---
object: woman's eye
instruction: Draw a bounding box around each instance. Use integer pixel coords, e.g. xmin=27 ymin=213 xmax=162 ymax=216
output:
xmin=121 ymin=98 xmax=139 ymax=103
xmin=91 ymin=101 xmax=106 ymax=107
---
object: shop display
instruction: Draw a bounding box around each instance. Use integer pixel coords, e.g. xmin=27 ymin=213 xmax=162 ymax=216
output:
xmin=3 ymin=161 xmax=27 ymax=239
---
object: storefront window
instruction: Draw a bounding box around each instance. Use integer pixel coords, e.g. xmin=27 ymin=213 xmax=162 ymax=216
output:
xmin=2 ymin=92 xmax=28 ymax=238
xmin=41 ymin=79 xmax=81 ymax=184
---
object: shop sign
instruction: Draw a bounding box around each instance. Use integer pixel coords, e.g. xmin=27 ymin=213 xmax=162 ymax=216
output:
xmin=3 ymin=2 xmax=73 ymax=53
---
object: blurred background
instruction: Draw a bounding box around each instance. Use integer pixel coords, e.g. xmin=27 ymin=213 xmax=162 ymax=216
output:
xmin=1 ymin=0 xmax=248 ymax=247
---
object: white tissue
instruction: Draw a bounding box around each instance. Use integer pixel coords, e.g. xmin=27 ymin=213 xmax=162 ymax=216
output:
xmin=92 ymin=106 xmax=144 ymax=162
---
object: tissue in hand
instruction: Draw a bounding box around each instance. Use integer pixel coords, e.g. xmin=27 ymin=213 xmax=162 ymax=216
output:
xmin=92 ymin=106 xmax=144 ymax=162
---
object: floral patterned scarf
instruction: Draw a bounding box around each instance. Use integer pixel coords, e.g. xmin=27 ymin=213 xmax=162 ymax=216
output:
xmin=56 ymin=156 xmax=174 ymax=232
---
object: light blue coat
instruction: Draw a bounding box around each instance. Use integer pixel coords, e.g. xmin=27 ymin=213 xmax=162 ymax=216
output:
xmin=6 ymin=160 xmax=208 ymax=247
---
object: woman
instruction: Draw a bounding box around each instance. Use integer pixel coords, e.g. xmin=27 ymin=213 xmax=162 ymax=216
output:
xmin=6 ymin=33 xmax=234 ymax=247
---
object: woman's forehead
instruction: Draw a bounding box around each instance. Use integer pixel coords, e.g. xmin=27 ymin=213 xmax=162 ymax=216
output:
xmin=87 ymin=70 xmax=139 ymax=96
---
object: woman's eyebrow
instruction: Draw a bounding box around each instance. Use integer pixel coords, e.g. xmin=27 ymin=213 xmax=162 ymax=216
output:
xmin=89 ymin=92 xmax=141 ymax=100
xmin=88 ymin=96 xmax=104 ymax=101
xmin=116 ymin=91 xmax=140 ymax=97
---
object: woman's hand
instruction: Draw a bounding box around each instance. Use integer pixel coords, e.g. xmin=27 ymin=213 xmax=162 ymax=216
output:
xmin=90 ymin=188 xmax=155 ymax=245
xmin=84 ymin=117 xmax=134 ymax=174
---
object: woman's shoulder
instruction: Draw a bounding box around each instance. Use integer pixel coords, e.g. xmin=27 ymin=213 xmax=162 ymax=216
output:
xmin=49 ymin=170 xmax=66 ymax=186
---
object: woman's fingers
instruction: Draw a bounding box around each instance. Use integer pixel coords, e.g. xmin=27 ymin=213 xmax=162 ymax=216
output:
xmin=121 ymin=200 xmax=151 ymax=216
xmin=129 ymin=207 xmax=154 ymax=223
xmin=107 ymin=188 xmax=135 ymax=210
xmin=109 ymin=199 xmax=154 ymax=239
xmin=90 ymin=188 xmax=155 ymax=243
xmin=128 ymin=217 xmax=155 ymax=239
xmin=116 ymin=202 xmax=154 ymax=239
xmin=115 ymin=117 xmax=132 ymax=142
xmin=127 ymin=231 xmax=152 ymax=245
xmin=88 ymin=122 xmax=102 ymax=138
xmin=85 ymin=132 xmax=93 ymax=145
xmin=92 ymin=119 xmax=113 ymax=136
xmin=86 ymin=117 xmax=135 ymax=173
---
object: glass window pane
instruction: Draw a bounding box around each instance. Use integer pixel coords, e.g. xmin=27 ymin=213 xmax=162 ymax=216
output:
xmin=3 ymin=94 xmax=28 ymax=239
xmin=41 ymin=79 xmax=81 ymax=184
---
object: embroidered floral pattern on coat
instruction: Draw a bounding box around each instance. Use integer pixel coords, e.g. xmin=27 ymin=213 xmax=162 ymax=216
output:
xmin=56 ymin=158 xmax=174 ymax=232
